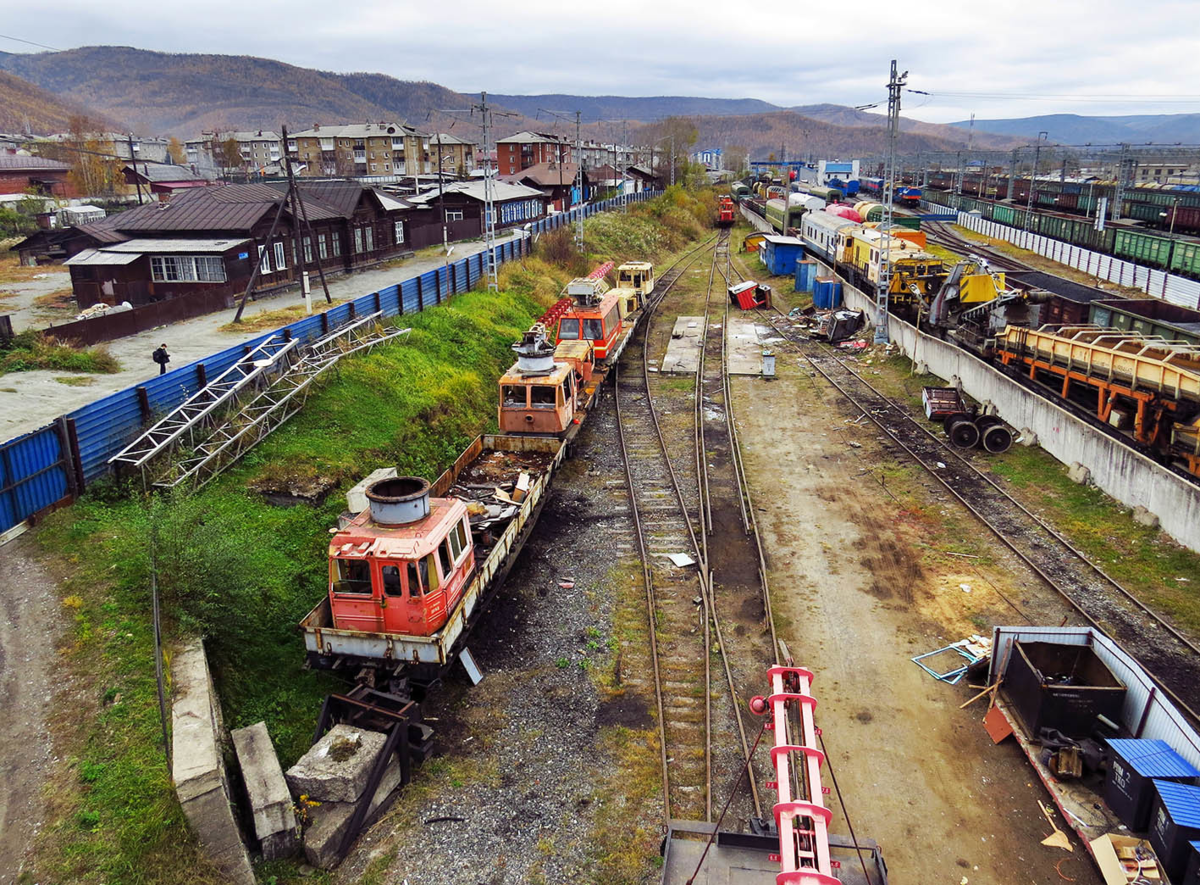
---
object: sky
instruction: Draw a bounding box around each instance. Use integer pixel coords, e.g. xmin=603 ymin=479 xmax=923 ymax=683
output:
xmin=2 ymin=0 xmax=1199 ymax=124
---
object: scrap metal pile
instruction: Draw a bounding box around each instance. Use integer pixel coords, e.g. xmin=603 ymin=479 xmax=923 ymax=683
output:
xmin=784 ymin=304 xmax=866 ymax=344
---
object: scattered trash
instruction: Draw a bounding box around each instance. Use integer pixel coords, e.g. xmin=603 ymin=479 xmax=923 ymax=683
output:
xmin=838 ymin=339 xmax=869 ymax=351
xmin=960 ymin=583 xmax=972 ymax=593
xmin=936 ymin=461 xmax=947 ymax=469
xmin=558 ymin=581 xmax=575 ymax=590
xmin=848 ymin=441 xmax=862 ymax=449
xmin=912 ymin=636 xmax=992 ymax=684
xmin=667 ymin=552 xmax=696 ymax=568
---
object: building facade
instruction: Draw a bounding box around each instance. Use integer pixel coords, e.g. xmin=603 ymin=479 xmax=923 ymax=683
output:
xmin=287 ymin=123 xmax=429 ymax=177
xmin=184 ymin=131 xmax=284 ymax=177
xmin=428 ymin=134 xmax=478 ymax=175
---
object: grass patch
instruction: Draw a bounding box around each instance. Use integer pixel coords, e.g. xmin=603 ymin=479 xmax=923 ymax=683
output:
xmin=27 ymin=191 xmax=709 ymax=883
xmin=0 ymin=330 xmax=121 ymax=376
xmin=218 ymin=296 xmax=353 ymax=333
xmin=0 ymin=252 xmax=70 ymax=285
xmin=54 ymin=374 xmax=97 ymax=386
xmin=32 ymin=287 xmax=76 ymax=314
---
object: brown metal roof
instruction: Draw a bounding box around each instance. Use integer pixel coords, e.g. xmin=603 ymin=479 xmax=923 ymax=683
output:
xmin=503 ymin=161 xmax=579 ymax=187
xmin=268 ymin=180 xmax=371 ymax=218
xmin=0 ymin=154 xmax=71 ymax=172
xmin=102 ymin=182 xmax=343 ymax=234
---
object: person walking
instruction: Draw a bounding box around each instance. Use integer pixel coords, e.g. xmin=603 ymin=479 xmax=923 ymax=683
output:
xmin=152 ymin=343 xmax=170 ymax=375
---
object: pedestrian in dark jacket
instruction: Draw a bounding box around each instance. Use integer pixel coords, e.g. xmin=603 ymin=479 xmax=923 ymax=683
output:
xmin=152 ymin=344 xmax=170 ymax=375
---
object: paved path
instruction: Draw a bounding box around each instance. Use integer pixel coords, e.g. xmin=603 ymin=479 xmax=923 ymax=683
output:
xmin=0 ymin=233 xmax=520 ymax=440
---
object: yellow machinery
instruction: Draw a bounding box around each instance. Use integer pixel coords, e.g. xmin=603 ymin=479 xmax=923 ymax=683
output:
xmin=845 ymin=227 xmax=945 ymax=298
xmin=614 ymin=261 xmax=654 ymax=315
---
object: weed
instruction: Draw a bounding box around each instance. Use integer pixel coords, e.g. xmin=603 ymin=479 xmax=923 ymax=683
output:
xmin=0 ymin=330 xmax=120 ymax=376
xmin=555 ymin=657 xmax=570 ymax=669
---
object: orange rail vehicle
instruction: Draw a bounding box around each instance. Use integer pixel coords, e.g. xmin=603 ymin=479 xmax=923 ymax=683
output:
xmin=554 ymin=262 xmax=635 ymax=365
xmin=717 ymin=195 xmax=735 ymax=227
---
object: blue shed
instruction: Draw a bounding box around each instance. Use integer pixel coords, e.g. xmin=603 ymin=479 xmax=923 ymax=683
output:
xmin=1185 ymin=841 xmax=1200 ymax=885
xmin=760 ymin=235 xmax=805 ymax=277
xmin=1106 ymin=739 xmax=1200 ymax=831
xmin=1150 ymin=780 xmax=1200 ymax=883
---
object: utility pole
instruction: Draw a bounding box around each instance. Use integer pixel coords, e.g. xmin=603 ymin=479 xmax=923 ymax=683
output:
xmin=670 ymin=134 xmax=675 ymax=187
xmin=877 ymin=60 xmax=906 ymax=345
xmin=1024 ymin=130 xmax=1047 ymax=228
xmin=1112 ymin=143 xmax=1131 ymax=223
xmin=575 ymin=111 xmax=584 ymax=251
xmin=436 ymin=131 xmax=450 ymax=290
xmin=1008 ymin=148 xmax=1019 ymax=201
xmin=622 ymin=120 xmax=629 ymax=212
xmin=128 ymin=134 xmax=144 ymax=205
xmin=480 ymin=91 xmax=498 ymax=291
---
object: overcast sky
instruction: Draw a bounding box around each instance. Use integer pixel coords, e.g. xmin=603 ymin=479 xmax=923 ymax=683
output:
xmin=3 ymin=0 xmax=1199 ymax=124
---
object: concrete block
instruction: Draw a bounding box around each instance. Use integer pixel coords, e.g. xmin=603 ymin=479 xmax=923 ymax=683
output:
xmin=1018 ymin=428 xmax=1039 ymax=447
xmin=346 ymin=468 xmax=397 ymax=514
xmin=914 ymin=360 xmax=929 ymax=376
xmin=232 ymin=721 xmax=299 ymax=861
xmin=1068 ymin=462 xmax=1092 ymax=485
xmin=1133 ymin=506 xmax=1160 ymax=529
xmin=287 ymin=724 xmax=388 ymax=803
xmin=302 ymin=758 xmax=402 ymax=870
xmin=170 ymin=641 xmax=255 ymax=885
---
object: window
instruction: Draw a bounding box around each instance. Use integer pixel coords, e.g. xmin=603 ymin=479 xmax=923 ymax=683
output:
xmin=332 ymin=234 xmax=341 ymax=257
xmin=447 ymin=519 xmax=468 ymax=561
xmin=438 ymin=538 xmax=453 ymax=579
xmin=530 ymin=385 xmax=557 ymax=409
xmin=318 ymin=233 xmax=328 ymax=260
xmin=502 ymin=384 xmax=526 ymax=407
xmin=406 ymin=560 xmax=422 ymax=597
xmin=583 ymin=318 xmax=603 ymax=339
xmin=558 ymin=318 xmax=580 ymax=340
xmin=333 ymin=558 xmax=372 ymax=594
xmin=423 ymin=553 xmax=440 ymax=593
xmin=601 ymin=307 xmax=619 ymax=337
xmin=303 ymin=237 xmax=312 ymax=264
xmin=382 ymin=565 xmax=403 ymax=597
xmin=370 ymin=163 xmax=377 ymax=172
xmin=150 ymin=255 xmax=227 ymax=283
xmin=258 ymin=245 xmax=271 ymax=274
xmin=446 ymin=209 xmax=464 ymax=222
xmin=394 ymin=220 xmax=404 ymax=243
xmin=354 ymin=228 xmax=364 ymax=253
xmin=365 ymin=226 xmax=374 ymax=252
xmin=273 ymin=241 xmax=286 ymax=271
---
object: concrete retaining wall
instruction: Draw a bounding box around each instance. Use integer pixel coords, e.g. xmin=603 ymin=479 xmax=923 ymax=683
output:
xmin=172 ymin=640 xmax=255 ymax=884
xmin=827 ymin=265 xmax=1200 ymax=553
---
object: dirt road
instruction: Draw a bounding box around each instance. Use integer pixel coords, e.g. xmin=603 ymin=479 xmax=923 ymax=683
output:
xmin=0 ymin=538 xmax=60 ymax=884
xmin=732 ymin=354 xmax=1102 ymax=884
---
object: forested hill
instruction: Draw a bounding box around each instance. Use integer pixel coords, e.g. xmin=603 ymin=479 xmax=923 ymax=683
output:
xmin=0 ymin=69 xmax=120 ymax=134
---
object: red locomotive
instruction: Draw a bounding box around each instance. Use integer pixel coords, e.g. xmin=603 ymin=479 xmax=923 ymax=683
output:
xmin=717 ymin=195 xmax=736 ymax=227
xmin=553 ymin=262 xmax=635 ymax=364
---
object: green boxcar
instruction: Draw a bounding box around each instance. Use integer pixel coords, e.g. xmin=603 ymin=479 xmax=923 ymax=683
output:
xmin=1171 ymin=240 xmax=1200 ymax=276
xmin=1124 ymin=201 xmax=1167 ymax=224
xmin=1114 ymin=229 xmax=1174 ymax=267
xmin=993 ymin=204 xmax=1017 ymax=226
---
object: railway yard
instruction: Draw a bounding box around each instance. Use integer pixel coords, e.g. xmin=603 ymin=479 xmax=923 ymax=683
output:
xmin=9 ymin=187 xmax=1200 ymax=885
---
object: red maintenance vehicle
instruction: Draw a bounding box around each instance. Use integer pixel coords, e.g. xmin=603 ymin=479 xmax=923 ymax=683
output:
xmin=718 ymin=195 xmax=737 ymax=227
xmin=552 ymin=261 xmax=638 ymax=364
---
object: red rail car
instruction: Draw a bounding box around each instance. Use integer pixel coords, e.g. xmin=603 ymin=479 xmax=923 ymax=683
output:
xmin=717 ymin=195 xmax=736 ymax=227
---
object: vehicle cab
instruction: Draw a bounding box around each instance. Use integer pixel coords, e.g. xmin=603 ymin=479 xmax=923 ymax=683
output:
xmin=328 ymin=477 xmax=474 ymax=637
xmin=498 ymin=326 xmax=579 ymax=436
xmin=556 ymin=266 xmax=625 ymax=363
xmin=615 ymin=261 xmax=654 ymax=314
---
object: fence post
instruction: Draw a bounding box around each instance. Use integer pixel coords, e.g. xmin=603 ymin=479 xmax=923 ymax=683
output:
xmin=450 ymin=262 xmax=457 ymax=296
xmin=196 ymin=363 xmax=207 ymax=388
xmin=55 ymin=416 xmax=79 ymax=498
xmin=374 ymin=291 xmax=382 ymax=313
xmin=417 ymin=275 xmax=424 ymax=311
xmin=136 ymin=387 xmax=151 ymax=422
xmin=64 ymin=417 xmax=85 ymax=494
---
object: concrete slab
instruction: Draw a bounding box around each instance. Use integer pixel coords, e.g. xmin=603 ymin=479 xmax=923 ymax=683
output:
xmin=286 ymin=724 xmax=388 ymax=803
xmin=302 ymin=758 xmax=402 ymax=869
xmin=661 ymin=316 xmax=704 ymax=374
xmin=232 ymin=721 xmax=299 ymax=861
xmin=170 ymin=641 xmax=254 ymax=885
xmin=726 ymin=317 xmax=775 ymax=376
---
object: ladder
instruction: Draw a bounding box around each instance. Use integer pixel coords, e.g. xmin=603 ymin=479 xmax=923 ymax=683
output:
xmin=147 ymin=313 xmax=406 ymax=492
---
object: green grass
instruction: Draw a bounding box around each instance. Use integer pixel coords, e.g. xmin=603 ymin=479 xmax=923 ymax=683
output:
xmin=27 ymin=190 xmax=712 ymax=884
xmin=0 ymin=330 xmax=121 ymax=376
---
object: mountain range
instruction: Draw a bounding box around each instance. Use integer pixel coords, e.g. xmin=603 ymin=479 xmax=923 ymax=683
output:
xmin=950 ymin=113 xmax=1200 ymax=145
xmin=1 ymin=45 xmax=1196 ymax=161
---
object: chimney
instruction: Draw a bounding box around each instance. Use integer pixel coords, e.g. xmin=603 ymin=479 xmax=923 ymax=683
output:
xmin=365 ymin=477 xmax=431 ymax=525
xmin=313 ymin=123 xmax=320 ymax=132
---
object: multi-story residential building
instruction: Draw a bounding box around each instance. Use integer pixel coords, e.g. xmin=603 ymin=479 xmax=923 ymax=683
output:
xmin=495 ymin=132 xmax=574 ymax=176
xmin=184 ymin=131 xmax=283 ymax=177
xmin=287 ymin=123 xmax=429 ymax=177
xmin=428 ymin=133 xmax=478 ymax=175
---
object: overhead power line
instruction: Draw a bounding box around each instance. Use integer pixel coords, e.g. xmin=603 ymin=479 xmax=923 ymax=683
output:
xmin=0 ymin=33 xmax=62 ymax=52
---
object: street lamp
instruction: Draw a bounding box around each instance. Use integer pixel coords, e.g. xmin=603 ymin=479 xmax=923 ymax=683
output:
xmin=1160 ymin=196 xmax=1180 ymax=237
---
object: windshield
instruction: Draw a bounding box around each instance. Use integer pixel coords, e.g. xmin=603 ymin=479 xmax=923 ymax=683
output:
xmin=583 ymin=318 xmax=603 ymax=339
xmin=559 ymin=318 xmax=580 ymax=340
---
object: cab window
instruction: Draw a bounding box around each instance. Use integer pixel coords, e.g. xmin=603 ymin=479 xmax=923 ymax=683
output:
xmin=423 ymin=553 xmax=440 ymax=594
xmin=333 ymin=558 xmax=372 ymax=594
xmin=582 ymin=318 xmax=603 ymax=339
xmin=381 ymin=564 xmax=403 ymax=597
xmin=601 ymin=307 xmax=619 ymax=335
xmin=447 ymin=521 xmax=464 ymax=560
xmin=438 ymin=537 xmax=454 ymax=578
xmin=530 ymin=385 xmax=557 ymax=408
xmin=502 ymin=384 xmax=526 ymax=407
xmin=559 ymin=318 xmax=581 ymax=340
xmin=561 ymin=378 xmax=572 ymax=405
xmin=406 ymin=560 xmax=422 ymax=598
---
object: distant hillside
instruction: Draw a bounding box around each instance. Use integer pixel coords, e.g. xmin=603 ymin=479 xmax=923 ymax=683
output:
xmin=488 ymin=94 xmax=781 ymax=123
xmin=631 ymin=111 xmax=978 ymax=163
xmin=0 ymin=69 xmax=120 ymax=134
xmin=0 ymin=46 xmax=521 ymax=137
xmin=792 ymin=104 xmax=1021 ymax=149
xmin=952 ymin=113 xmax=1200 ymax=145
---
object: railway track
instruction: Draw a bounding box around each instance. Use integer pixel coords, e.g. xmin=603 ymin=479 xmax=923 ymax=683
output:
xmin=615 ymin=239 xmax=718 ymax=822
xmin=923 ymin=220 xmax=1031 ymax=272
xmin=755 ymin=302 xmax=1200 ymax=722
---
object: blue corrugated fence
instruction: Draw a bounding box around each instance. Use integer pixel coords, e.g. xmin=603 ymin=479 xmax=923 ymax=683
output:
xmin=0 ymin=192 xmax=662 ymax=534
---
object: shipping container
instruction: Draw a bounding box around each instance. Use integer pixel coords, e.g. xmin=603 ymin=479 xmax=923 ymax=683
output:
xmin=1106 ymin=739 xmax=1200 ymax=832
xmin=1150 ymin=780 xmax=1200 ymax=883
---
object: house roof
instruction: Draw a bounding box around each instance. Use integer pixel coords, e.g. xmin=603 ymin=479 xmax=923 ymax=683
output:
xmin=408 ymin=180 xmax=547 ymax=205
xmin=503 ymin=161 xmax=579 ymax=187
xmin=74 ymin=221 xmax=130 ymax=245
xmin=290 ymin=122 xmax=426 ymax=140
xmin=102 ymin=237 xmax=251 ymax=254
xmin=64 ymin=249 xmax=140 ymax=267
xmin=123 ymin=163 xmax=205 ymax=183
xmin=0 ymin=154 xmax=71 ymax=172
xmin=496 ymin=131 xmax=565 ymax=145
xmin=429 ymin=133 xmax=476 ymax=147
xmin=98 ymin=182 xmax=343 ymax=234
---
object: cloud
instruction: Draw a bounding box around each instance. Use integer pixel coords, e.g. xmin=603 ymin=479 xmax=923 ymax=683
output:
xmin=3 ymin=0 xmax=1199 ymax=123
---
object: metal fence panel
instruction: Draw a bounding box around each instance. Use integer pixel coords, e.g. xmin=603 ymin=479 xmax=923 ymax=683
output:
xmin=0 ymin=424 xmax=69 ymax=528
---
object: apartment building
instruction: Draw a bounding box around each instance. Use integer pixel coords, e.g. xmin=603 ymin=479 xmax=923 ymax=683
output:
xmin=428 ymin=133 xmax=478 ymax=175
xmin=184 ymin=131 xmax=283 ymax=176
xmin=287 ymin=122 xmax=429 ymax=177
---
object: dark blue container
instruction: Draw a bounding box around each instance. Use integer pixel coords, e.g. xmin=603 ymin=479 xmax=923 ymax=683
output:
xmin=1106 ymin=739 xmax=1200 ymax=832
xmin=762 ymin=235 xmax=805 ymax=276
xmin=812 ymin=278 xmax=843 ymax=310
xmin=1184 ymin=841 xmax=1200 ymax=885
xmin=1150 ymin=780 xmax=1200 ymax=883
xmin=794 ymin=259 xmax=817 ymax=292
